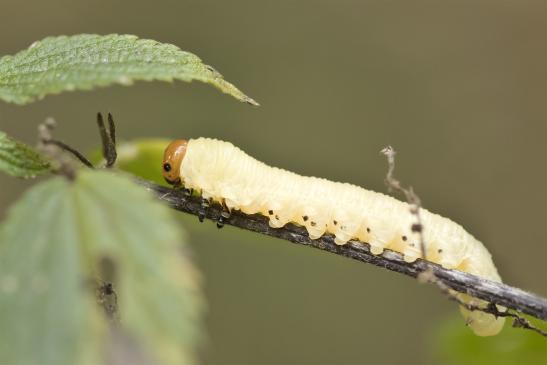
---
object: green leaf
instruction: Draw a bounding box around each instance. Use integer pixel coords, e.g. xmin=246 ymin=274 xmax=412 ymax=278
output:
xmin=0 ymin=131 xmax=51 ymax=178
xmin=90 ymin=138 xmax=172 ymax=186
xmin=0 ymin=177 xmax=102 ymax=365
xmin=0 ymin=34 xmax=258 ymax=106
xmin=434 ymin=316 xmax=547 ymax=365
xmin=0 ymin=170 xmax=203 ymax=365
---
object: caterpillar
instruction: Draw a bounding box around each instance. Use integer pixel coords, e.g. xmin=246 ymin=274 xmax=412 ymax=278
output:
xmin=162 ymin=137 xmax=505 ymax=336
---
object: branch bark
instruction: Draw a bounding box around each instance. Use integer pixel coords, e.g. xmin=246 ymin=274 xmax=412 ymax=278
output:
xmin=138 ymin=179 xmax=547 ymax=325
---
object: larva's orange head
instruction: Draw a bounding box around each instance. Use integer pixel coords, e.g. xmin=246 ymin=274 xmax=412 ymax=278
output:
xmin=162 ymin=139 xmax=188 ymax=185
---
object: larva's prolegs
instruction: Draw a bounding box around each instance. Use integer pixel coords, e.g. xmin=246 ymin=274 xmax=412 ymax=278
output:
xmin=216 ymin=201 xmax=231 ymax=229
xmin=299 ymin=204 xmax=328 ymax=240
xmin=162 ymin=138 xmax=505 ymax=337
xmin=369 ymin=245 xmax=384 ymax=255
xmin=198 ymin=197 xmax=211 ymax=223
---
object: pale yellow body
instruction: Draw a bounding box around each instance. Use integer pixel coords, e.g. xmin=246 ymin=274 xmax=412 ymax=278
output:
xmin=180 ymin=137 xmax=504 ymax=336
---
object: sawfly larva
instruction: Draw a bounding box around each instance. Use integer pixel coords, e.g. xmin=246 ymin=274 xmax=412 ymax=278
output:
xmin=162 ymin=138 xmax=505 ymax=336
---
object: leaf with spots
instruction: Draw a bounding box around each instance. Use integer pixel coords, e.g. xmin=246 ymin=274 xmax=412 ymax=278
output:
xmin=0 ymin=131 xmax=51 ymax=178
xmin=0 ymin=170 xmax=203 ymax=365
xmin=0 ymin=34 xmax=258 ymax=105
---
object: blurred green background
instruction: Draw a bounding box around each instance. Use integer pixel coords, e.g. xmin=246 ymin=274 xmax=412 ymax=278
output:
xmin=1 ymin=1 xmax=546 ymax=364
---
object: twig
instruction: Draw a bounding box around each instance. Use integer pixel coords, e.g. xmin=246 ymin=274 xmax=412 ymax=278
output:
xmin=37 ymin=114 xmax=116 ymax=177
xmin=37 ymin=118 xmax=80 ymax=179
xmin=42 ymin=139 xmax=95 ymax=168
xmin=382 ymin=145 xmax=545 ymax=337
xmin=137 ymin=178 xmax=547 ymax=330
xmin=67 ymin=114 xmax=544 ymax=335
xmin=380 ymin=146 xmax=426 ymax=259
xmin=419 ymin=270 xmax=547 ymax=337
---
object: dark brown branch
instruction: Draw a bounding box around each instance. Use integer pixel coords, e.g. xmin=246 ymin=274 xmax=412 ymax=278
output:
xmin=137 ymin=179 xmax=547 ymax=327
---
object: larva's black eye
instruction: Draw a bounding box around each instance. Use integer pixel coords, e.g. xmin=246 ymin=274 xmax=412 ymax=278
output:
xmin=162 ymin=140 xmax=188 ymax=186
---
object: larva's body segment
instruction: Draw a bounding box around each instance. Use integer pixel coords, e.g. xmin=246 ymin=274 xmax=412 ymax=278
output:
xmin=171 ymin=137 xmax=504 ymax=336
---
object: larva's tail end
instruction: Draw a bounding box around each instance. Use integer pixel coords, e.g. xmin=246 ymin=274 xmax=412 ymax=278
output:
xmin=459 ymin=305 xmax=505 ymax=336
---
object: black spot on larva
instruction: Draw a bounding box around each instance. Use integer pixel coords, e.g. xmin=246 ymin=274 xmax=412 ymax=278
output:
xmin=438 ymin=249 xmax=443 ymax=254
xmin=268 ymin=210 xmax=273 ymax=215
xmin=402 ymin=235 xmax=407 ymax=241
xmin=333 ymin=220 xmax=338 ymax=225
xmin=310 ymin=221 xmax=317 ymax=227
xmin=303 ymin=215 xmax=309 ymax=221
xmin=411 ymin=224 xmax=422 ymax=233
xmin=366 ymin=227 xmax=371 ymax=233
xmin=275 ymin=214 xmax=279 ymax=220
